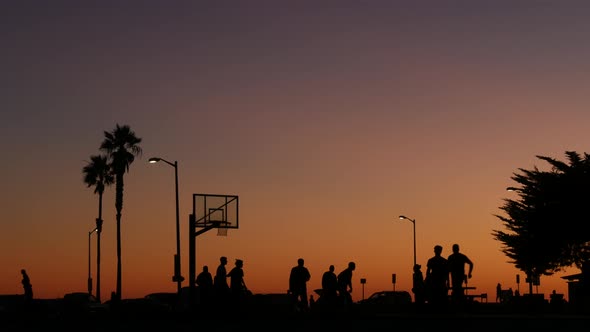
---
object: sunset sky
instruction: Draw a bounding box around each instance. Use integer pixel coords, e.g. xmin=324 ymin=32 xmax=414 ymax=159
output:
xmin=2 ymin=1 xmax=590 ymax=303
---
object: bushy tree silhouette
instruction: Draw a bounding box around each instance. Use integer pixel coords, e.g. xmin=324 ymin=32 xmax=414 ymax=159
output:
xmin=494 ymin=151 xmax=590 ymax=294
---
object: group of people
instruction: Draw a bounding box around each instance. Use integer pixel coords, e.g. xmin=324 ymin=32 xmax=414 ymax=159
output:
xmin=496 ymin=283 xmax=518 ymax=303
xmin=412 ymin=243 xmax=474 ymax=307
xmin=194 ymin=256 xmax=357 ymax=313
xmin=195 ymin=256 xmax=248 ymax=310
xmin=289 ymin=259 xmax=357 ymax=311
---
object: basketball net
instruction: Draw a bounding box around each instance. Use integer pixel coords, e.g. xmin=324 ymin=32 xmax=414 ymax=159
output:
xmin=216 ymin=221 xmax=230 ymax=236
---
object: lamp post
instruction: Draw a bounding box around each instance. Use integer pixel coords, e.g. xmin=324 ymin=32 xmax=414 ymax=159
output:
xmin=399 ymin=215 xmax=416 ymax=267
xmin=88 ymin=227 xmax=98 ymax=295
xmin=149 ymin=157 xmax=183 ymax=295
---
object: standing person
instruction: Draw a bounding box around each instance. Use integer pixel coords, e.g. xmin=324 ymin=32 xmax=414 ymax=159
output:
xmin=321 ymin=265 xmax=338 ymax=306
xmin=196 ymin=265 xmax=214 ymax=306
xmin=412 ymin=264 xmax=426 ymax=306
xmin=426 ymin=245 xmax=449 ymax=308
xmin=214 ymin=256 xmax=229 ymax=305
xmin=289 ymin=258 xmax=311 ymax=312
xmin=227 ymin=259 xmax=248 ymax=309
xmin=447 ymin=243 xmax=474 ymax=304
xmin=496 ymin=283 xmax=502 ymax=303
xmin=337 ymin=261 xmax=356 ymax=306
xmin=21 ymin=269 xmax=33 ymax=306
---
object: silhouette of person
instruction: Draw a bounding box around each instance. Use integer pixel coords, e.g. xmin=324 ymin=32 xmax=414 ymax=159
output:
xmin=109 ymin=291 xmax=121 ymax=310
xmin=337 ymin=262 xmax=356 ymax=306
xmin=289 ymin=258 xmax=311 ymax=312
xmin=426 ymin=245 xmax=449 ymax=307
xmin=412 ymin=264 xmax=426 ymax=306
xmin=321 ymin=264 xmax=338 ymax=306
xmin=227 ymin=259 xmax=248 ymax=308
xmin=196 ymin=265 xmax=214 ymax=306
xmin=214 ymin=256 xmax=229 ymax=305
xmin=447 ymin=243 xmax=473 ymax=304
xmin=550 ymin=289 xmax=565 ymax=307
xmin=496 ymin=283 xmax=502 ymax=303
xmin=21 ymin=269 xmax=33 ymax=306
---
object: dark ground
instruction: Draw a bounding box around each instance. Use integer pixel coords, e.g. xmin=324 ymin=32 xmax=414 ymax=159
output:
xmin=3 ymin=302 xmax=590 ymax=332
xmin=4 ymin=312 xmax=590 ymax=332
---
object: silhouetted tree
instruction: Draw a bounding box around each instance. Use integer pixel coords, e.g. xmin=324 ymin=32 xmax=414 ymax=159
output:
xmin=493 ymin=151 xmax=590 ymax=293
xmin=82 ymin=154 xmax=114 ymax=303
xmin=100 ymin=124 xmax=142 ymax=300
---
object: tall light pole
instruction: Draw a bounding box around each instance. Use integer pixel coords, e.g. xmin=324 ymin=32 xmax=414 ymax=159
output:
xmin=149 ymin=157 xmax=183 ymax=295
xmin=399 ymin=215 xmax=416 ymax=267
xmin=88 ymin=227 xmax=98 ymax=295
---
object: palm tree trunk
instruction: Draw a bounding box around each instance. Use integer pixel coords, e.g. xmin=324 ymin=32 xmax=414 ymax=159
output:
xmin=116 ymin=212 xmax=121 ymax=300
xmin=96 ymin=192 xmax=103 ymax=302
xmin=97 ymin=226 xmax=102 ymax=301
xmin=115 ymin=173 xmax=124 ymax=300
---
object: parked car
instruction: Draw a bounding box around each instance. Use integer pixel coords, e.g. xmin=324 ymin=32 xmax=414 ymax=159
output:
xmin=356 ymin=291 xmax=412 ymax=313
xmin=61 ymin=292 xmax=109 ymax=317
xmin=144 ymin=292 xmax=177 ymax=310
xmin=106 ymin=297 xmax=172 ymax=318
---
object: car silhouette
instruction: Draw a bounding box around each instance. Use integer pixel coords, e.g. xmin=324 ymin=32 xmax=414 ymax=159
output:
xmin=356 ymin=291 xmax=413 ymax=313
xmin=60 ymin=292 xmax=109 ymax=317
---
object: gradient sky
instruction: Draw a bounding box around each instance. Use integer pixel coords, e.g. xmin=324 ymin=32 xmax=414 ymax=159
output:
xmin=2 ymin=1 xmax=590 ymax=302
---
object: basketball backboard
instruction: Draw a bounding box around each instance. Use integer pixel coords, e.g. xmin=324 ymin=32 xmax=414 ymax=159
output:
xmin=191 ymin=193 xmax=239 ymax=230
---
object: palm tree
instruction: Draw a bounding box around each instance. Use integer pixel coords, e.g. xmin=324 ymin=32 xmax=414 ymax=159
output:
xmin=82 ymin=154 xmax=114 ymax=303
xmin=100 ymin=124 xmax=142 ymax=301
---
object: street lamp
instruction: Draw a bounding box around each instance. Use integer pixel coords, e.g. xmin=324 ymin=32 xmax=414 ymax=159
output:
xmin=399 ymin=215 xmax=416 ymax=267
xmin=88 ymin=227 xmax=98 ymax=295
xmin=149 ymin=157 xmax=183 ymax=294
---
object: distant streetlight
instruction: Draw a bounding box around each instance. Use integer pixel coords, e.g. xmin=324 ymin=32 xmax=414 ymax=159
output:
xmin=399 ymin=215 xmax=416 ymax=267
xmin=149 ymin=157 xmax=183 ymax=294
xmin=506 ymin=187 xmax=520 ymax=192
xmin=88 ymin=227 xmax=98 ymax=295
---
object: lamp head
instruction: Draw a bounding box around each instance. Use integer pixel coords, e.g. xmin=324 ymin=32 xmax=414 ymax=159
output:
xmin=399 ymin=215 xmax=415 ymax=223
xmin=148 ymin=157 xmax=161 ymax=163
